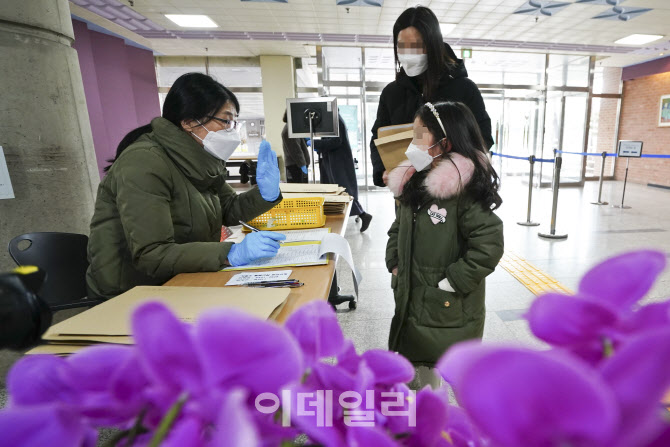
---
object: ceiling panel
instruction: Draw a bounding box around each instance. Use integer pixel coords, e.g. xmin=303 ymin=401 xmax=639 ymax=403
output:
xmin=72 ymin=0 xmax=670 ymax=66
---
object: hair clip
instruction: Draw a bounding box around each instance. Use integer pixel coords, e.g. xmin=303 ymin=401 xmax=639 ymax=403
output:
xmin=425 ymin=102 xmax=447 ymax=138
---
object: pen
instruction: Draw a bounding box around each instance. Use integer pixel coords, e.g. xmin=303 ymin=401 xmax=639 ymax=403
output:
xmin=239 ymin=279 xmax=300 ymax=286
xmin=239 ymin=220 xmax=261 ymax=232
xmin=239 ymin=221 xmax=286 ymax=244
xmin=247 ymin=283 xmax=303 ymax=288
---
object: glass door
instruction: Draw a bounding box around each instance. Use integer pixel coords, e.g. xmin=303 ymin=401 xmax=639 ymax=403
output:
xmin=363 ymin=47 xmax=395 ymax=190
xmin=502 ymin=97 xmax=541 ymax=176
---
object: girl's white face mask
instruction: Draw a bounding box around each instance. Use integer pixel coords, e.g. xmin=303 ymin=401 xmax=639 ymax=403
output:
xmin=398 ymin=53 xmax=428 ymax=77
xmin=405 ymin=140 xmax=443 ymax=171
xmin=192 ymin=120 xmax=240 ymax=161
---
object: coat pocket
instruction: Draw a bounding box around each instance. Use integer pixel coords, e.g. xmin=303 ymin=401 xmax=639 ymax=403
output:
xmin=391 ymin=274 xmax=398 ymax=290
xmin=418 ymin=286 xmax=464 ymax=328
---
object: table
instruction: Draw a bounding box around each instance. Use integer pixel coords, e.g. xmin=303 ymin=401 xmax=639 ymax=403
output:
xmin=164 ymin=201 xmax=352 ymax=323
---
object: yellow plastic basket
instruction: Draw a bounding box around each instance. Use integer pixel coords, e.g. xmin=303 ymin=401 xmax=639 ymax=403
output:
xmin=245 ymin=197 xmax=326 ymax=231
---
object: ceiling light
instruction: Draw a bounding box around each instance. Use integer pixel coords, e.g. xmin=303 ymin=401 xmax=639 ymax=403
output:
xmin=165 ymin=14 xmax=218 ymax=28
xmin=440 ymin=23 xmax=457 ymax=35
xmin=614 ymin=34 xmax=663 ymax=45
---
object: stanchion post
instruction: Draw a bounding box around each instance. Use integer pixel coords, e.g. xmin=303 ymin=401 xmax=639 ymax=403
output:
xmin=612 ymin=157 xmax=632 ymax=209
xmin=539 ymin=156 xmax=568 ymax=240
xmin=551 ymin=148 xmax=559 ymax=188
xmin=518 ymin=155 xmax=540 ymax=227
xmin=308 ymin=112 xmax=317 ymax=184
xmin=591 ymin=151 xmax=609 ymax=206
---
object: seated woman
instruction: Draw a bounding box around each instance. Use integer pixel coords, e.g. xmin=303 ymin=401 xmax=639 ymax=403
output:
xmin=87 ymin=72 xmax=285 ymax=300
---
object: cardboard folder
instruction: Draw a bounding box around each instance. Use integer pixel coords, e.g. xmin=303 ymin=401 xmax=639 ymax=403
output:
xmin=374 ymin=123 xmax=413 ymax=171
xmin=45 ymin=286 xmax=290 ymax=337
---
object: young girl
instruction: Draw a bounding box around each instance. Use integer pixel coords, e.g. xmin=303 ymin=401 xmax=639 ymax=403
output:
xmin=386 ymin=101 xmax=504 ymax=389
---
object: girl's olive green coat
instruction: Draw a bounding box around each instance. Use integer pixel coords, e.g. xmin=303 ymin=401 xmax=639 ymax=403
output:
xmin=386 ymin=154 xmax=504 ymax=367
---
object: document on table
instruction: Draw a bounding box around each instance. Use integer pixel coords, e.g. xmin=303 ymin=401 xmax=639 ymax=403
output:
xmin=225 ymin=270 xmax=292 ymax=286
xmin=222 ymin=233 xmax=363 ymax=296
xmin=45 ymin=286 xmax=290 ymax=336
xmin=280 ymin=228 xmax=331 ymax=243
xmin=318 ymin=233 xmax=363 ymax=296
xmin=223 ymin=243 xmax=328 ymax=271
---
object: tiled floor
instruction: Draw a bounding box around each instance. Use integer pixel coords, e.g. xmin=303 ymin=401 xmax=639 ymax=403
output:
xmin=334 ymin=178 xmax=670 ymax=353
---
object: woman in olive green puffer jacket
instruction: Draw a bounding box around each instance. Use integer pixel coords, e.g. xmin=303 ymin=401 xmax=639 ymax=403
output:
xmin=386 ymin=102 xmax=504 ymax=388
xmin=87 ymin=73 xmax=283 ymax=300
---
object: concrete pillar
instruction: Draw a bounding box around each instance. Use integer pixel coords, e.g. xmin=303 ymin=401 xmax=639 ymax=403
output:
xmin=0 ymin=0 xmax=99 ymax=273
xmin=260 ymin=55 xmax=296 ymax=180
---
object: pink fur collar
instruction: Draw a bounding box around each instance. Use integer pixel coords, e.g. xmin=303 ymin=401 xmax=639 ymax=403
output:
xmin=387 ymin=152 xmax=479 ymax=199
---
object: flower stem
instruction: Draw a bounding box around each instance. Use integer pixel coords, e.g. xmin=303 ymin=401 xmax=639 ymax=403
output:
xmin=124 ymin=407 xmax=149 ymax=446
xmin=148 ymin=392 xmax=189 ymax=447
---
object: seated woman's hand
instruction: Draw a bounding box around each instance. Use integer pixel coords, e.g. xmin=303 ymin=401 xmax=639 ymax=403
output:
xmin=256 ymin=140 xmax=280 ymax=201
xmin=227 ymin=231 xmax=286 ymax=266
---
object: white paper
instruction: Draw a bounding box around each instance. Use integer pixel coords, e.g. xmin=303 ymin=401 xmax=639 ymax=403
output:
xmin=279 ymin=228 xmax=331 ymax=243
xmin=318 ymin=233 xmax=362 ymax=296
xmin=226 ymin=270 xmax=292 ymax=286
xmin=223 ymin=243 xmax=328 ymax=271
xmin=0 ymin=147 xmax=15 ymax=200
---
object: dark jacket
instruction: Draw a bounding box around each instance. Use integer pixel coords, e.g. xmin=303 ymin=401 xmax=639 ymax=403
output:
xmin=370 ymin=45 xmax=494 ymax=187
xmin=281 ymin=124 xmax=310 ymax=168
xmin=315 ymin=116 xmax=361 ymax=213
xmin=385 ymin=154 xmax=504 ymax=367
xmin=86 ymin=117 xmax=280 ymax=300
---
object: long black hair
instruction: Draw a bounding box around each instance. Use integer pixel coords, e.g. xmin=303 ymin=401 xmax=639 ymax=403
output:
xmin=393 ymin=6 xmax=455 ymax=101
xmin=405 ymin=101 xmax=502 ymax=211
xmin=104 ymin=72 xmax=239 ymax=172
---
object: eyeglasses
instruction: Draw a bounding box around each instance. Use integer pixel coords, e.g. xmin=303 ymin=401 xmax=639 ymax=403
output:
xmin=206 ymin=116 xmax=239 ymax=132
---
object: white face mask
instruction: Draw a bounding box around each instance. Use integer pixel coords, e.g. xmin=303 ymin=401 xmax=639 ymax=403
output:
xmin=397 ymin=53 xmax=428 ymax=77
xmin=405 ymin=141 xmax=442 ymax=171
xmin=192 ymin=121 xmax=240 ymax=161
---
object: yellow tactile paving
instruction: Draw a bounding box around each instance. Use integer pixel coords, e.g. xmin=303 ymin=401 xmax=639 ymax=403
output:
xmin=499 ymin=252 xmax=573 ymax=296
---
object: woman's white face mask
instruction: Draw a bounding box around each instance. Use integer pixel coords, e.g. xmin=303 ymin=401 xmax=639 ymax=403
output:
xmin=405 ymin=139 xmax=444 ymax=171
xmin=397 ymin=53 xmax=428 ymax=77
xmin=192 ymin=120 xmax=240 ymax=161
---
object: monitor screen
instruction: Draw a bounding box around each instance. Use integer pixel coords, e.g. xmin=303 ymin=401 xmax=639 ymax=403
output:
xmin=286 ymin=97 xmax=339 ymax=138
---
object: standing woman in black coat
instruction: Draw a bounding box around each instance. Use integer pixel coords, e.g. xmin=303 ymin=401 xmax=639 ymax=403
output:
xmin=316 ymin=114 xmax=373 ymax=232
xmin=369 ymin=6 xmax=494 ymax=187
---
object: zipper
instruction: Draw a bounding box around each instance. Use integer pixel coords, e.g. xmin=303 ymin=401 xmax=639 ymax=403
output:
xmin=392 ymin=203 xmax=421 ymax=351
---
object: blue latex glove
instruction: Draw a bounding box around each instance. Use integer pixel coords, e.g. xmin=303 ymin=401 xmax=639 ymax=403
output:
xmin=256 ymin=140 xmax=280 ymax=202
xmin=227 ymin=231 xmax=287 ymax=266
xmin=300 ymin=165 xmax=308 ymax=175
xmin=305 ymin=138 xmax=311 ymax=147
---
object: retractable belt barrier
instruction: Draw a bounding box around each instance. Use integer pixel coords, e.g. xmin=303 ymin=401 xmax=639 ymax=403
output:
xmin=489 ymin=151 xmax=566 ymax=239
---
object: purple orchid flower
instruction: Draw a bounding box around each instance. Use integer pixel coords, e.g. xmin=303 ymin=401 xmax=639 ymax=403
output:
xmin=526 ymin=250 xmax=668 ymax=363
xmin=282 ymin=302 xmax=418 ymax=446
xmin=0 ymin=404 xmax=97 ymax=447
xmin=129 ymin=301 xmax=304 ymax=443
xmin=382 ymin=383 xmax=484 ymax=447
xmin=437 ymin=342 xmax=620 ymax=446
xmin=1 ymin=346 xmax=142 ymax=444
xmin=285 ymin=300 xmax=347 ymax=367
xmin=598 ymin=328 xmax=670 ymax=447
xmin=437 ymin=325 xmax=670 ymax=447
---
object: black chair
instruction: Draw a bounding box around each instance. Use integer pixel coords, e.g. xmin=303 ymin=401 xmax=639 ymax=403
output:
xmin=8 ymin=232 xmax=103 ymax=311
